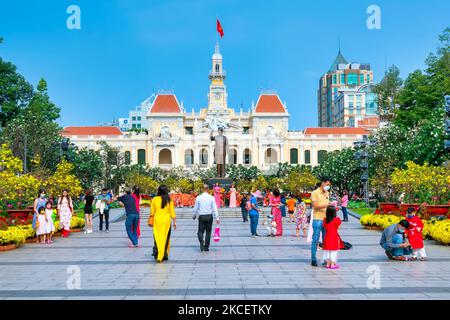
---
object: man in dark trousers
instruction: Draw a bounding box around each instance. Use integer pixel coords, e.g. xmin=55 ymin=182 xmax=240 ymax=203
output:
xmin=113 ymin=190 xmax=140 ymax=248
xmin=240 ymin=193 xmax=249 ymax=222
xmin=193 ymin=184 xmax=220 ymax=251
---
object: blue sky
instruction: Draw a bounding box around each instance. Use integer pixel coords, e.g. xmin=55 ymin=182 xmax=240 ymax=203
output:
xmin=0 ymin=0 xmax=448 ymax=129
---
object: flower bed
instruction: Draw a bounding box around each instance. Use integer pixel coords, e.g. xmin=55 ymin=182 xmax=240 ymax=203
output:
xmin=0 ymin=217 xmax=85 ymax=248
xmin=360 ymin=214 xmax=450 ymax=245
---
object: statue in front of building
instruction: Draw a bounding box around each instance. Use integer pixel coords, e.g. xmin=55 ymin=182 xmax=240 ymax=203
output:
xmin=210 ymin=127 xmax=228 ymax=177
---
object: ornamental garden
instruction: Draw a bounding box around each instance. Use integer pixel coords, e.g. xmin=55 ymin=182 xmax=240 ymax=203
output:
xmin=0 ymin=29 xmax=449 ymax=249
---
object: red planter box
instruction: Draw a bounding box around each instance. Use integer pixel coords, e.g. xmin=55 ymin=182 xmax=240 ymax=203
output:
xmin=398 ymin=203 xmax=421 ymax=216
xmin=425 ymin=205 xmax=450 ymax=217
xmin=378 ymin=203 xmax=399 ymax=214
xmin=7 ymin=209 xmax=33 ymax=220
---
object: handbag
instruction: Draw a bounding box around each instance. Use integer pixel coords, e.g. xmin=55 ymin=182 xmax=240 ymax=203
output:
xmin=213 ymin=227 xmax=220 ymax=242
xmin=148 ymin=215 xmax=154 ymax=227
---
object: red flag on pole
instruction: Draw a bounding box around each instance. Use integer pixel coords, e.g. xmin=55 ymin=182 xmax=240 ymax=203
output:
xmin=216 ymin=19 xmax=224 ymax=38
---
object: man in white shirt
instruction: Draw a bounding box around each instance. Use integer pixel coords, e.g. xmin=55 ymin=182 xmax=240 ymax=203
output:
xmin=193 ymin=184 xmax=220 ymax=252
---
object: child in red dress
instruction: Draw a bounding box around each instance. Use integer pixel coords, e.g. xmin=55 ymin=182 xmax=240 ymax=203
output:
xmin=323 ymin=205 xmax=342 ymax=269
xmin=406 ymin=207 xmax=427 ymax=261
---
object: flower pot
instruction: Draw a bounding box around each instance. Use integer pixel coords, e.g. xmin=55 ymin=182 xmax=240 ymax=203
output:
xmin=399 ymin=204 xmax=421 ymax=215
xmin=378 ymin=203 xmax=399 ymax=214
xmin=7 ymin=209 xmax=33 ymax=220
xmin=0 ymin=244 xmax=18 ymax=252
xmin=424 ymin=205 xmax=450 ymax=217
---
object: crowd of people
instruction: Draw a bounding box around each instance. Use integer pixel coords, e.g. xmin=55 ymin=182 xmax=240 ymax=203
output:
xmin=30 ymin=178 xmax=429 ymax=266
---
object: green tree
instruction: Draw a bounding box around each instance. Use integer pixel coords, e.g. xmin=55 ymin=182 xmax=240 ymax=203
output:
xmin=71 ymin=147 xmax=104 ymax=190
xmin=0 ymin=45 xmax=34 ymax=127
xmin=27 ymin=79 xmax=61 ymax=121
xmin=97 ymin=141 xmax=126 ymax=192
xmin=314 ymin=148 xmax=361 ymax=193
xmin=373 ymin=65 xmax=403 ymax=122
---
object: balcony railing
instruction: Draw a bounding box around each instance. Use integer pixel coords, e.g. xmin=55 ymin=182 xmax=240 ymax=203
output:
xmin=209 ymin=71 xmax=226 ymax=78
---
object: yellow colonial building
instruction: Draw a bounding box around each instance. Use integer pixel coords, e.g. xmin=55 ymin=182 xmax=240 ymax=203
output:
xmin=63 ymin=43 xmax=368 ymax=170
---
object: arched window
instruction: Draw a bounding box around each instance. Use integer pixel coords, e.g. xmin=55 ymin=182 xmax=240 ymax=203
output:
xmin=137 ymin=149 xmax=146 ymax=165
xmin=264 ymin=148 xmax=278 ymax=165
xmin=159 ymin=148 xmax=172 ymax=165
xmin=290 ymin=148 xmax=298 ymax=164
xmin=124 ymin=151 xmax=131 ymax=165
xmin=228 ymin=149 xmax=237 ymax=164
xmin=184 ymin=149 xmax=194 ymax=166
xmin=200 ymin=148 xmax=208 ymax=165
xmin=244 ymin=148 xmax=251 ymax=165
xmin=304 ymin=150 xmax=311 ymax=164
xmin=318 ymin=150 xmax=327 ymax=164
xmin=215 ymin=64 xmax=220 ymax=73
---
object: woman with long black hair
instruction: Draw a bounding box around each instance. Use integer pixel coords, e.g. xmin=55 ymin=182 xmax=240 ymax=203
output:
xmin=148 ymin=185 xmax=177 ymax=262
xmin=57 ymin=189 xmax=74 ymax=237
xmin=132 ymin=186 xmax=142 ymax=240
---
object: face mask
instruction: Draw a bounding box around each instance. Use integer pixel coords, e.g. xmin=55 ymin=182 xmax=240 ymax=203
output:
xmin=40 ymin=194 xmax=45 ymax=198
xmin=398 ymin=228 xmax=405 ymax=233
xmin=323 ymin=186 xmax=330 ymax=191
xmin=407 ymin=214 xmax=414 ymax=219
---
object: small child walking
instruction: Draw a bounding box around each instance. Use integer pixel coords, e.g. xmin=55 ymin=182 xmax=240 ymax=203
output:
xmin=266 ymin=214 xmax=277 ymax=237
xmin=322 ymin=205 xmax=342 ymax=269
xmin=296 ymin=201 xmax=308 ymax=237
xmin=45 ymin=201 xmax=55 ymax=244
xmin=406 ymin=207 xmax=427 ymax=261
xmin=36 ymin=207 xmax=48 ymax=244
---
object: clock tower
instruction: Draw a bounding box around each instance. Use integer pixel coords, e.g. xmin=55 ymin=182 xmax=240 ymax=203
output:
xmin=208 ymin=42 xmax=227 ymax=110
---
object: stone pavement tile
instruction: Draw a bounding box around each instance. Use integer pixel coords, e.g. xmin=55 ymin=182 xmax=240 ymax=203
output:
xmin=244 ymin=294 xmax=297 ymax=300
xmin=124 ymin=295 xmax=186 ymax=300
xmin=424 ymin=293 xmax=450 ymax=299
xmin=5 ymin=297 xmax=67 ymax=300
xmin=64 ymin=296 xmax=125 ymax=300
xmin=185 ymin=294 xmax=246 ymax=300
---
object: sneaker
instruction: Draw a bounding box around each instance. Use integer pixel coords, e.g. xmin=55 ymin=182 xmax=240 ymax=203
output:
xmin=420 ymin=257 xmax=428 ymax=261
xmin=204 ymin=248 xmax=210 ymax=252
xmin=128 ymin=244 xmax=136 ymax=248
xmin=200 ymin=243 xmax=204 ymax=251
xmin=385 ymin=250 xmax=394 ymax=260
xmin=393 ymin=255 xmax=408 ymax=261
xmin=330 ymin=264 xmax=340 ymax=269
xmin=99 ymin=230 xmax=103 ymax=233
xmin=84 ymin=230 xmax=88 ymax=234
xmin=106 ymin=229 xmax=110 ymax=233
xmin=311 ymin=260 xmax=318 ymax=267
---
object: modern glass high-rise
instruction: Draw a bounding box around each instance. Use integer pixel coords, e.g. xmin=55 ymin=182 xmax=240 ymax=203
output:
xmin=318 ymin=50 xmax=374 ymax=127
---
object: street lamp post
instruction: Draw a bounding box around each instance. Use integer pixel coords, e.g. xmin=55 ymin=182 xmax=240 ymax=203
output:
xmin=354 ymin=135 xmax=376 ymax=207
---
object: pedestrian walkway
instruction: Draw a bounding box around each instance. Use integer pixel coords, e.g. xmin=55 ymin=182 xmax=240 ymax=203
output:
xmin=0 ymin=208 xmax=449 ymax=300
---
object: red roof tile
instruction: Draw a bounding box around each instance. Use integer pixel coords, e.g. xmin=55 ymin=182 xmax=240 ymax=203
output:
xmin=150 ymin=94 xmax=181 ymax=113
xmin=254 ymin=94 xmax=286 ymax=113
xmin=304 ymin=127 xmax=368 ymax=135
xmin=62 ymin=126 xmax=122 ymax=136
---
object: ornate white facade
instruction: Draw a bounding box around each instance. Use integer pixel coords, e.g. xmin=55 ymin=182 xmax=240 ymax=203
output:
xmin=63 ymin=43 xmax=368 ymax=170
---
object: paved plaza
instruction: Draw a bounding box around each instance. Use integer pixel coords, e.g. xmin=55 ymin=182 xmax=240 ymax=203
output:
xmin=0 ymin=207 xmax=449 ymax=300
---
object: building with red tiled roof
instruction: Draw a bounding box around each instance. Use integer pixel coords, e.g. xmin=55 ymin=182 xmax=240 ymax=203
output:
xmin=304 ymin=127 xmax=368 ymax=135
xmin=150 ymin=94 xmax=182 ymax=113
xmin=62 ymin=126 xmax=122 ymax=136
xmin=66 ymin=43 xmax=369 ymax=170
xmin=254 ymin=94 xmax=286 ymax=113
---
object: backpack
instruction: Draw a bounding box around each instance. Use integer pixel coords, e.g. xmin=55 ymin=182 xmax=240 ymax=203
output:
xmin=245 ymin=197 xmax=253 ymax=211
